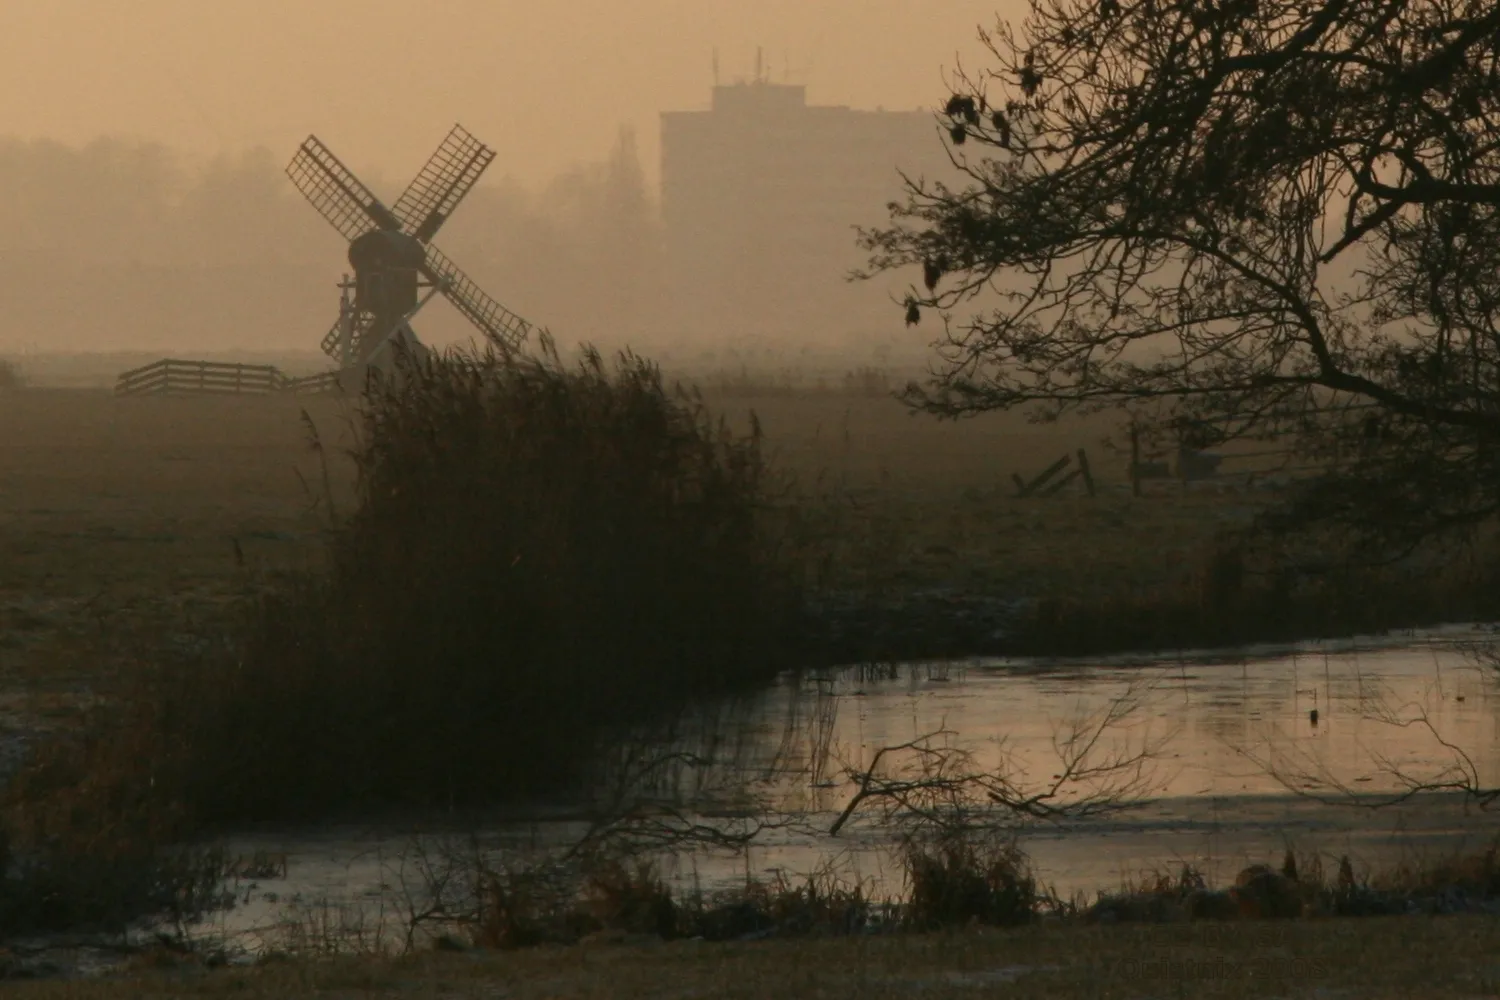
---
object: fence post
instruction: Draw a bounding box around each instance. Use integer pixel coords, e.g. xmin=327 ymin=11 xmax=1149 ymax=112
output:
xmin=1076 ymin=448 xmax=1095 ymax=498
xmin=1129 ymin=424 xmax=1142 ymax=498
xmin=1176 ymin=425 xmax=1189 ymax=495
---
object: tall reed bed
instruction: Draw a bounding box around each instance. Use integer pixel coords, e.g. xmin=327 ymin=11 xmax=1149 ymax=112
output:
xmin=11 ymin=342 xmax=809 ymax=836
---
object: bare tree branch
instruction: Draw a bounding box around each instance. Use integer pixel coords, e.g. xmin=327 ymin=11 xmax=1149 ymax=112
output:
xmin=829 ymin=683 xmax=1172 ymax=836
xmin=860 ymin=0 xmax=1500 ymax=552
xmin=1231 ymin=673 xmax=1500 ymax=810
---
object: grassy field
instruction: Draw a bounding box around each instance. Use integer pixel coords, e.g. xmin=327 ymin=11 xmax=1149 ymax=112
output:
xmin=725 ymin=388 xmax=1258 ymax=599
xmin=8 ymin=376 xmax=1492 ymax=687
xmin=0 ymin=392 xmax=342 ymax=701
xmin=0 ymin=385 xmax=1240 ymax=661
xmin=8 ymin=917 xmax=1498 ymax=998
xmin=12 ymin=376 xmax=1457 ymax=699
xmin=0 ymin=382 xmax=1279 ymax=779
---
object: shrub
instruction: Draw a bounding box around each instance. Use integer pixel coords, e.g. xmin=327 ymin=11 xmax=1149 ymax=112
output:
xmin=51 ymin=342 xmax=806 ymax=826
xmin=0 ymin=359 xmax=22 ymax=391
xmin=1 ymin=715 xmax=226 ymax=940
xmin=900 ymin=829 xmax=1038 ymax=929
xmin=581 ymin=859 xmax=679 ymax=939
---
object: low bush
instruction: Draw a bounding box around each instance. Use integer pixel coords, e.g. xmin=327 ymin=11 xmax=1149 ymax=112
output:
xmin=581 ymin=859 xmax=679 ymax=939
xmin=0 ymin=763 xmax=225 ymax=941
xmin=403 ymin=842 xmax=983 ymax=950
xmin=900 ymin=830 xmax=1038 ymax=929
xmin=1371 ymin=840 xmax=1500 ymax=902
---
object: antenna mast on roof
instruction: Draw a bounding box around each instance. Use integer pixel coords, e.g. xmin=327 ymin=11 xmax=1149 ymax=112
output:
xmin=756 ymin=46 xmax=763 ymax=83
xmin=713 ymin=48 xmax=719 ymax=86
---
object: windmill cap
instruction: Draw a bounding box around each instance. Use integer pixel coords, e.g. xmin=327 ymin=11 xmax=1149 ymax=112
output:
xmin=348 ymin=229 xmax=426 ymax=272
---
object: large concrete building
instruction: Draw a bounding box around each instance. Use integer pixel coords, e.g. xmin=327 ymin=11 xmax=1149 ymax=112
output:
xmin=660 ymin=80 xmax=952 ymax=349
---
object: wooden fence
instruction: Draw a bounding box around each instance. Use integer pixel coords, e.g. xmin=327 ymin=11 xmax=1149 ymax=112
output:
xmin=1010 ymin=405 xmax=1393 ymax=499
xmin=115 ymin=359 xmax=343 ymax=397
xmin=280 ymin=370 xmax=344 ymax=395
xmin=1013 ymin=449 xmax=1097 ymax=498
xmin=1126 ymin=402 xmax=1389 ymax=495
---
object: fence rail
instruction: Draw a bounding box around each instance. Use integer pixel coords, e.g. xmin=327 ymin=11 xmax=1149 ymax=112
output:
xmin=1121 ymin=401 xmax=1407 ymax=494
xmin=281 ymin=370 xmax=344 ymax=395
xmin=115 ymin=359 xmax=343 ymax=397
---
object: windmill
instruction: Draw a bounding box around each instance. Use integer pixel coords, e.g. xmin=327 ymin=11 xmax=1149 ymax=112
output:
xmin=285 ymin=123 xmax=533 ymax=375
xmin=114 ymin=124 xmax=532 ymax=397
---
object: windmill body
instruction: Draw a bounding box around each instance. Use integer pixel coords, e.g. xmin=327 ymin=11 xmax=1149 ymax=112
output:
xmin=113 ymin=124 xmax=533 ymax=398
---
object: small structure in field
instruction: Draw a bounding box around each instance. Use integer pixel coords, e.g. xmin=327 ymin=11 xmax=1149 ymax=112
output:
xmin=117 ymin=124 xmax=534 ymax=397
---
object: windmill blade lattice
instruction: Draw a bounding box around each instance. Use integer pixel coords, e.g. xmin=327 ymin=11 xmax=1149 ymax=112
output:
xmin=422 ymin=244 xmax=532 ymax=351
xmin=319 ymin=309 xmax=378 ymax=361
xmin=287 ymin=136 xmax=401 ymax=241
xmin=287 ymin=124 xmax=534 ymax=368
xmin=392 ymin=124 xmax=497 ymax=242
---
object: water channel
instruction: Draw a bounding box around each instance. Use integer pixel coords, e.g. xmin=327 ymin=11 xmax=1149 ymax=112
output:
xmin=210 ymin=627 xmax=1500 ymax=948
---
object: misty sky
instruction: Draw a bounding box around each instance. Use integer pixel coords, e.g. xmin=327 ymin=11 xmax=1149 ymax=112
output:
xmin=0 ymin=1 xmax=1015 ymax=185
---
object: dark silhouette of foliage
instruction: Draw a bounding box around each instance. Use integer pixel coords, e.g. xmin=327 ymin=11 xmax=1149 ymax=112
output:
xmin=861 ymin=0 xmax=1500 ymax=553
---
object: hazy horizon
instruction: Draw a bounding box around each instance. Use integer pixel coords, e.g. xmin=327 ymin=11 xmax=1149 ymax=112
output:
xmin=0 ymin=2 xmax=1014 ymax=188
xmin=0 ymin=2 xmax=1021 ymax=360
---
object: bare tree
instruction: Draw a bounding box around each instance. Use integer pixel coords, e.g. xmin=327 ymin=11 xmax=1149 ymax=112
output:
xmin=860 ymin=0 xmax=1500 ymax=553
xmin=1232 ymin=667 xmax=1499 ymax=809
xmin=561 ymin=733 xmax=801 ymax=864
xmin=829 ymin=681 xmax=1171 ymax=836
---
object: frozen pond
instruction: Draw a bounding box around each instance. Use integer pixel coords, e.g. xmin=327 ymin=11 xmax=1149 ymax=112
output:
xmin=209 ymin=627 xmax=1500 ymax=947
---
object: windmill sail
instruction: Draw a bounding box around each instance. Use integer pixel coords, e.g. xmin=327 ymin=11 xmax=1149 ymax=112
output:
xmin=319 ymin=309 xmax=378 ymax=362
xmin=421 ymin=244 xmax=532 ymax=351
xmin=287 ymin=135 xmax=402 ymax=240
xmin=392 ymin=125 xmax=497 ymax=242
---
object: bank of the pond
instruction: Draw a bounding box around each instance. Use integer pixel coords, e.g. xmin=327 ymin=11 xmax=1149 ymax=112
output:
xmin=4 ymin=914 xmax=1500 ymax=997
xmin=805 ymin=575 xmax=1500 ymax=664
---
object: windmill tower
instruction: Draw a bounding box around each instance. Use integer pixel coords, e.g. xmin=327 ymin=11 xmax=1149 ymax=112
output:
xmin=285 ymin=124 xmax=533 ymax=377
